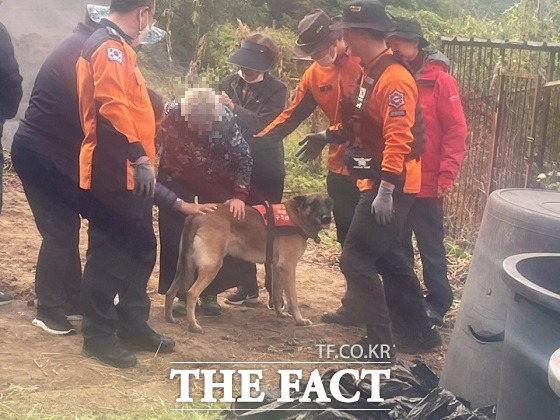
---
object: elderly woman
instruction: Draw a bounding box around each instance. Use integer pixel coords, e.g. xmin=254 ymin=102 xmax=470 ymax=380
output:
xmin=156 ymin=88 xmax=253 ymax=314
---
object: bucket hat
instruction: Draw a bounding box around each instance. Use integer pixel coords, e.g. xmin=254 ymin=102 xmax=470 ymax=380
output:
xmin=387 ymin=17 xmax=429 ymax=48
xmin=293 ymin=10 xmax=341 ymax=58
xmin=329 ymin=0 xmax=394 ymax=33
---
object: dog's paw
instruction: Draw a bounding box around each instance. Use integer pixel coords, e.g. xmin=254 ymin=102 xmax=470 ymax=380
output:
xmin=296 ymin=318 xmax=313 ymax=326
xmin=187 ymin=322 xmax=203 ymax=333
xmin=276 ymin=311 xmax=289 ymax=318
xmin=165 ymin=315 xmax=179 ymax=324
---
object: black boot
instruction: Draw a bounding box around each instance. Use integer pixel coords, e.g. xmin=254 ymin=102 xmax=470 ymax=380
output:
xmin=83 ymin=340 xmax=137 ymax=368
xmin=395 ymin=324 xmax=442 ymax=354
xmin=321 ymin=306 xmax=362 ymax=326
xmin=118 ymin=326 xmax=175 ymax=354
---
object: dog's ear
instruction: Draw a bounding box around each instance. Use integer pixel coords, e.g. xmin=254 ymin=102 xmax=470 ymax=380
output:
xmin=293 ymin=195 xmax=307 ymax=208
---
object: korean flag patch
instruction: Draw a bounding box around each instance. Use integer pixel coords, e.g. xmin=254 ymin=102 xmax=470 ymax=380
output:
xmin=107 ymin=47 xmax=123 ymax=64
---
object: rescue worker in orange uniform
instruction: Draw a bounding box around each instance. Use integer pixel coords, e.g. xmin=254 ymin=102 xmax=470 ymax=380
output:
xmin=323 ymin=0 xmax=441 ymax=361
xmin=256 ymin=10 xmax=362 ymax=247
xmin=76 ymin=0 xmax=174 ymax=368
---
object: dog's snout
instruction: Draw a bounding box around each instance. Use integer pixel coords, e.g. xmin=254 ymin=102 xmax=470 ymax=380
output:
xmin=321 ymin=216 xmax=332 ymax=225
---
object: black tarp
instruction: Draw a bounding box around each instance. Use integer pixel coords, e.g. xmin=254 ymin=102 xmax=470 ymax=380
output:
xmin=223 ymin=362 xmax=496 ymax=420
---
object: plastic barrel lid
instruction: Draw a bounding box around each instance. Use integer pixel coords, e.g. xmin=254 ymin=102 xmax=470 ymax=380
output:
xmin=489 ymin=189 xmax=560 ymax=236
xmin=495 ymin=189 xmax=560 ymax=216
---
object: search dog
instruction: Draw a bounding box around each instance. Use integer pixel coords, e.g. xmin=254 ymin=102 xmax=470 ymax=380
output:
xmin=164 ymin=193 xmax=334 ymax=333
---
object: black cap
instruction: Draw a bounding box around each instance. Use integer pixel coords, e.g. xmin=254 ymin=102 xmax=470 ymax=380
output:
xmin=387 ymin=17 xmax=429 ymax=48
xmin=227 ymin=40 xmax=276 ymax=72
xmin=110 ymin=0 xmax=154 ymax=13
xmin=293 ymin=10 xmax=341 ymax=58
xmin=330 ymin=0 xmax=394 ymax=32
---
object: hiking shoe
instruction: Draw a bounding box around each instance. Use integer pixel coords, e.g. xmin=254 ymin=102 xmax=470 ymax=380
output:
xmin=321 ymin=307 xmax=362 ymax=326
xmin=224 ymin=288 xmax=259 ymax=306
xmin=396 ymin=325 xmax=442 ymax=354
xmin=425 ymin=305 xmax=444 ymax=327
xmin=340 ymin=336 xmax=396 ymax=364
xmin=83 ymin=341 xmax=137 ymax=368
xmin=65 ymin=313 xmax=83 ymax=322
xmin=32 ymin=315 xmax=77 ymax=336
xmin=200 ymin=295 xmax=222 ymax=316
xmin=119 ymin=327 xmax=175 ymax=354
xmin=0 ymin=291 xmax=13 ymax=306
xmin=172 ymin=299 xmax=187 ymax=317
xmin=64 ymin=300 xmax=83 ymax=321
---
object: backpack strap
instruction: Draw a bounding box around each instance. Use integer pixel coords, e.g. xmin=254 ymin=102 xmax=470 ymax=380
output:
xmin=349 ymin=52 xmax=425 ymax=160
xmin=349 ymin=54 xmax=400 ymax=147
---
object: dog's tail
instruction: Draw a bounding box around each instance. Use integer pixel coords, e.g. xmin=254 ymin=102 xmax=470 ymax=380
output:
xmin=176 ymin=215 xmax=198 ymax=297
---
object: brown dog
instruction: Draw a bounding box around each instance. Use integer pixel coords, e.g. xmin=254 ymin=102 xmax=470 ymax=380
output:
xmin=164 ymin=193 xmax=334 ymax=333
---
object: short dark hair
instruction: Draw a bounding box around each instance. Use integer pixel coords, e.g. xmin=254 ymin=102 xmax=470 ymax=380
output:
xmin=110 ymin=0 xmax=154 ymax=13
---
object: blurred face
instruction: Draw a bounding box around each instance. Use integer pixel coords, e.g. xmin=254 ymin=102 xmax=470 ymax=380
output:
xmin=240 ymin=67 xmax=263 ymax=82
xmin=386 ymin=36 xmax=419 ymax=61
xmin=311 ymin=43 xmax=337 ymax=66
xmin=342 ymin=28 xmax=364 ymax=58
xmin=187 ymin=118 xmax=215 ymax=136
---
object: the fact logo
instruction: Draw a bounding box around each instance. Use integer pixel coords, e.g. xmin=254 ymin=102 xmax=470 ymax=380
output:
xmin=170 ymin=368 xmax=390 ymax=404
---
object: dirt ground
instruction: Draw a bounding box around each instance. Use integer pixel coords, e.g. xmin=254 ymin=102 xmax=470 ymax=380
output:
xmin=0 ymin=173 xmax=454 ymax=418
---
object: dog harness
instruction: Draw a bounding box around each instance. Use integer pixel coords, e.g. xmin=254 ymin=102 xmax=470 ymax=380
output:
xmin=252 ymin=202 xmax=308 ymax=290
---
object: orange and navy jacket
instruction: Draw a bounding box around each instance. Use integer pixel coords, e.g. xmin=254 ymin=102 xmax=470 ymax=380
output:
xmin=76 ymin=21 xmax=155 ymax=191
xmin=256 ymin=52 xmax=362 ymax=174
xmin=354 ymin=49 xmax=421 ymax=194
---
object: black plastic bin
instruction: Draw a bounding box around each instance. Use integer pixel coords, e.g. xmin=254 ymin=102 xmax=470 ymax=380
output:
xmin=497 ymin=253 xmax=560 ymax=420
xmin=441 ymin=189 xmax=560 ymax=408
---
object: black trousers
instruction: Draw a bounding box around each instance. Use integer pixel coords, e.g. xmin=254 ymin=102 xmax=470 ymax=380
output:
xmin=402 ymin=197 xmax=452 ymax=316
xmin=80 ymin=190 xmax=156 ymax=346
xmin=11 ymin=141 xmax=82 ymax=318
xmin=339 ymin=189 xmax=430 ymax=345
xmin=326 ymin=171 xmax=360 ymax=245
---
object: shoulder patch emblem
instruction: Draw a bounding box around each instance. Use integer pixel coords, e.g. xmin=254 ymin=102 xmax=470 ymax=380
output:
xmin=388 ymin=89 xmax=405 ymax=109
xmin=107 ymin=47 xmax=123 ymax=64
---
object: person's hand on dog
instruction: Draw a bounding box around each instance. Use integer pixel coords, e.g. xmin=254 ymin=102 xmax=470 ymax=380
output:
xmin=371 ymin=182 xmax=394 ymax=225
xmin=177 ymin=202 xmax=217 ymax=216
xmin=295 ymin=131 xmax=328 ymax=163
xmin=225 ymin=198 xmax=245 ymax=220
xmin=131 ymin=156 xmax=155 ymax=199
xmin=220 ymin=92 xmax=234 ymax=110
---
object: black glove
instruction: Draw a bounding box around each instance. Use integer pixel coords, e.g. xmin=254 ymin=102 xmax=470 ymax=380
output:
xmin=131 ymin=159 xmax=155 ymax=199
xmin=295 ymin=131 xmax=328 ymax=163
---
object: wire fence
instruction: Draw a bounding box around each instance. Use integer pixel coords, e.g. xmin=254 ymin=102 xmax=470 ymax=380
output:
xmin=441 ymin=38 xmax=560 ymax=246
